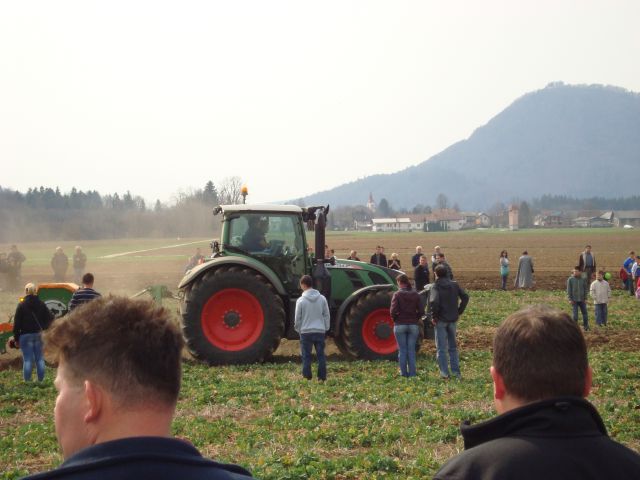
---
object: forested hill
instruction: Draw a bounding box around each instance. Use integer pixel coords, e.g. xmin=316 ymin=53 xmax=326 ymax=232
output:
xmin=299 ymin=83 xmax=640 ymax=210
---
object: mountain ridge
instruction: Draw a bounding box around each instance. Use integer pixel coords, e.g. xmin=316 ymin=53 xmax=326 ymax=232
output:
xmin=298 ymin=83 xmax=640 ymax=210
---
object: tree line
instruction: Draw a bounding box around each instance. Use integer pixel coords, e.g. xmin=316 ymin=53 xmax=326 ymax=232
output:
xmin=0 ymin=177 xmax=244 ymax=242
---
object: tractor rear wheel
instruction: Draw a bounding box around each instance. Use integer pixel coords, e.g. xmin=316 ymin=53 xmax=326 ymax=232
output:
xmin=181 ymin=266 xmax=285 ymax=365
xmin=342 ymin=290 xmax=398 ymax=360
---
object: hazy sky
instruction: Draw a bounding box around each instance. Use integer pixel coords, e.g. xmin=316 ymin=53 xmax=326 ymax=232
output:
xmin=1 ymin=1 xmax=639 ymax=205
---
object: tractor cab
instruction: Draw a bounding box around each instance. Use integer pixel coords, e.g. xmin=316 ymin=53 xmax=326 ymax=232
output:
xmin=215 ymin=205 xmax=310 ymax=294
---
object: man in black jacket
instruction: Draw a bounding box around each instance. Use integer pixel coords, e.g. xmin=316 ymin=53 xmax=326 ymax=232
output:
xmin=414 ymin=255 xmax=430 ymax=291
xmin=434 ymin=305 xmax=640 ymax=479
xmin=369 ymin=245 xmax=387 ymax=266
xmin=25 ymin=296 xmax=253 ymax=480
xmin=428 ymin=264 xmax=468 ymax=379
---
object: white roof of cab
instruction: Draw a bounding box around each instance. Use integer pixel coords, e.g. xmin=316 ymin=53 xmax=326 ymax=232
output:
xmin=218 ymin=204 xmax=303 ymax=214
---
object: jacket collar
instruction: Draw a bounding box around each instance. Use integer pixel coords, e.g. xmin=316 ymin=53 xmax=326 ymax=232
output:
xmin=461 ymin=397 xmax=608 ymax=449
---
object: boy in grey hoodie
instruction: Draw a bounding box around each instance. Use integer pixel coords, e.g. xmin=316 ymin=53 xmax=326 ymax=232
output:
xmin=294 ymin=275 xmax=330 ymax=381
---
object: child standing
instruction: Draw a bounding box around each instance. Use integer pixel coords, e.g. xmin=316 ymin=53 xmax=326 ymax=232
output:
xmin=590 ymin=270 xmax=612 ymax=327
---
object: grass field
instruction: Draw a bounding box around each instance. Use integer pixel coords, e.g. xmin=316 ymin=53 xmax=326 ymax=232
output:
xmin=1 ymin=229 xmax=639 ymax=478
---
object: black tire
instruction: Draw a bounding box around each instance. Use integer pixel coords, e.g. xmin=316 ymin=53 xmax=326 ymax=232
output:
xmin=332 ymin=332 xmax=352 ymax=359
xmin=181 ymin=266 xmax=285 ymax=365
xmin=342 ymin=290 xmax=399 ymax=360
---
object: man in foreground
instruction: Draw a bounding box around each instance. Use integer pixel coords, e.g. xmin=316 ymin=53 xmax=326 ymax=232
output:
xmin=294 ymin=275 xmax=330 ymax=381
xmin=68 ymin=273 xmax=101 ymax=311
xmin=26 ymin=296 xmax=253 ymax=479
xmin=435 ymin=305 xmax=640 ymax=479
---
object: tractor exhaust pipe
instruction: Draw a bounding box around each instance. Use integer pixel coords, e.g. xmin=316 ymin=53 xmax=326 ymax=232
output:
xmin=311 ymin=206 xmax=332 ymax=300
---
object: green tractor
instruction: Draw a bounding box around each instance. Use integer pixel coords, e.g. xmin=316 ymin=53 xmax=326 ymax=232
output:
xmin=179 ymin=204 xmax=408 ymax=365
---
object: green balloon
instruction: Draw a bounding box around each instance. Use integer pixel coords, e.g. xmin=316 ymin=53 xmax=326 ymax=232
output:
xmin=604 ymin=272 xmax=612 ymax=280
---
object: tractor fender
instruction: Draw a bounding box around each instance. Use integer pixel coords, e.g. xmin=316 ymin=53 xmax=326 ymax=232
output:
xmin=178 ymin=257 xmax=286 ymax=295
xmin=333 ymin=284 xmax=394 ymax=336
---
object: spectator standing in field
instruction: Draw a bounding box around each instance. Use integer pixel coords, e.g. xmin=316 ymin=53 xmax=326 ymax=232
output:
xmin=369 ymin=245 xmax=387 ymax=267
xmin=623 ymin=251 xmax=635 ymax=296
xmin=578 ymin=244 xmax=596 ymax=282
xmin=68 ymin=273 xmax=102 ymax=311
xmin=411 ymin=246 xmax=423 ymax=267
xmin=431 ymin=245 xmax=443 ymax=271
xmin=414 ymin=255 xmax=430 ymax=291
xmin=25 ymin=296 xmax=253 ymax=479
xmin=72 ymin=246 xmax=87 ymax=285
xmin=12 ymin=283 xmax=53 ymax=382
xmin=434 ymin=305 xmax=640 ymax=480
xmin=7 ymin=244 xmax=26 ymax=291
xmin=590 ymin=270 xmax=612 ymax=327
xmin=294 ymin=275 xmax=330 ymax=382
xmin=51 ymin=247 xmax=69 ymax=282
xmin=567 ymin=266 xmax=589 ymax=331
xmin=499 ymin=250 xmax=509 ymax=291
xmin=346 ymin=250 xmax=360 ymax=261
xmin=388 ymin=252 xmax=401 ymax=270
xmin=435 ymin=253 xmax=453 ymax=279
xmin=428 ymin=264 xmax=469 ymax=379
xmin=390 ymin=274 xmax=421 ymax=378
xmin=514 ymin=250 xmax=534 ymax=289
xmin=632 ymin=255 xmax=640 ymax=292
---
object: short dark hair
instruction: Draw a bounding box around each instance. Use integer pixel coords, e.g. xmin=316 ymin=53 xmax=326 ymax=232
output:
xmin=82 ymin=272 xmax=94 ymax=285
xmin=396 ymin=273 xmax=410 ymax=286
xmin=437 ymin=253 xmax=445 ymax=258
xmin=493 ymin=305 xmax=588 ymax=402
xmin=300 ymin=275 xmax=313 ymax=288
xmin=434 ymin=264 xmax=447 ymax=278
xmin=44 ymin=296 xmax=184 ymax=407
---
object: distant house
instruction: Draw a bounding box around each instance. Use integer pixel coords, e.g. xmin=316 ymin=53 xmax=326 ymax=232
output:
xmin=614 ymin=210 xmax=640 ymax=228
xmin=372 ymin=217 xmax=423 ymax=232
xmin=534 ymin=211 xmax=565 ymax=227
xmin=423 ymin=209 xmax=464 ymax=231
xmin=477 ymin=212 xmax=491 ymax=227
xmin=573 ymin=211 xmax=614 ymax=228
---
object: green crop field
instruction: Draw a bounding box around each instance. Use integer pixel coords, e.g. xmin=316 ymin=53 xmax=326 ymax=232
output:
xmin=1 ymin=230 xmax=639 ymax=478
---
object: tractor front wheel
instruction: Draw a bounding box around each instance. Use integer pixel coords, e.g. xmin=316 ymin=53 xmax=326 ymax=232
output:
xmin=181 ymin=266 xmax=284 ymax=365
xmin=342 ymin=290 xmax=398 ymax=360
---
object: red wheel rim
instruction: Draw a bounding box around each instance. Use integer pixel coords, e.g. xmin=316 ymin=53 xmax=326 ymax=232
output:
xmin=362 ymin=308 xmax=397 ymax=355
xmin=201 ymin=288 xmax=264 ymax=351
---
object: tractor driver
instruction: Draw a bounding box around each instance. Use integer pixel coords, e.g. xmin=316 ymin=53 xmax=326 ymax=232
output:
xmin=242 ymin=215 xmax=269 ymax=252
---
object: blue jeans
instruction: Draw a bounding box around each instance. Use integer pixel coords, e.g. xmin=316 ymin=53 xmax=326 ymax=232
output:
xmin=19 ymin=333 xmax=46 ymax=381
xmin=435 ymin=321 xmax=460 ymax=377
xmin=572 ymin=301 xmax=589 ymax=330
xmin=594 ymin=303 xmax=608 ymax=326
xmin=501 ymin=275 xmax=508 ymax=290
xmin=394 ymin=324 xmax=419 ymax=377
xmin=300 ymin=332 xmax=327 ymax=381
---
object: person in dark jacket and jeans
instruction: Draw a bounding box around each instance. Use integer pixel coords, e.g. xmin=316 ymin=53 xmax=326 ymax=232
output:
xmin=428 ymin=264 xmax=469 ymax=379
xmin=24 ymin=296 xmax=253 ymax=480
xmin=13 ymin=283 xmax=53 ymax=382
xmin=414 ymin=255 xmax=430 ymax=291
xmin=390 ymin=274 xmax=421 ymax=377
xmin=294 ymin=275 xmax=330 ymax=381
xmin=434 ymin=304 xmax=640 ymax=479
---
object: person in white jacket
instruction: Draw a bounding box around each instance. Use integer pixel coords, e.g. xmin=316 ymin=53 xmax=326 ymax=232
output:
xmin=589 ymin=270 xmax=612 ymax=327
xmin=294 ymin=275 xmax=330 ymax=381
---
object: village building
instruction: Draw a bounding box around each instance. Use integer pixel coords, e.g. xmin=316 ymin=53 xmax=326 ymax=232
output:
xmin=613 ymin=210 xmax=640 ymax=228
